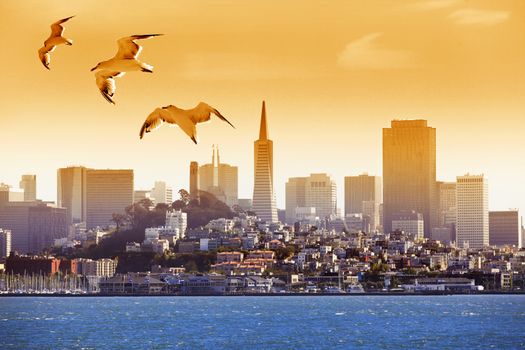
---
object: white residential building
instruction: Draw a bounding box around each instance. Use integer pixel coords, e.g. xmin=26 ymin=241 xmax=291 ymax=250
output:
xmin=166 ymin=210 xmax=187 ymax=238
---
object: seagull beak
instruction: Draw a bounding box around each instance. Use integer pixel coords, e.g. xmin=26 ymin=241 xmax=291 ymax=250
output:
xmin=90 ymin=66 xmax=97 ymax=71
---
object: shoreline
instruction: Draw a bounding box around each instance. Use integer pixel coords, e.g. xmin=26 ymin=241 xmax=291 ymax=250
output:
xmin=1 ymin=291 xmax=524 ymax=297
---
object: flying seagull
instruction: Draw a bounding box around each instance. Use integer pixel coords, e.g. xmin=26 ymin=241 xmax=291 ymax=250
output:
xmin=91 ymin=34 xmax=163 ymax=104
xmin=139 ymin=102 xmax=235 ymax=144
xmin=38 ymin=16 xmax=75 ymax=70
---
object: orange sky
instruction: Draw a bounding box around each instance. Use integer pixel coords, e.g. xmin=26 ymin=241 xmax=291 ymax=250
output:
xmin=0 ymin=0 xmax=524 ymax=212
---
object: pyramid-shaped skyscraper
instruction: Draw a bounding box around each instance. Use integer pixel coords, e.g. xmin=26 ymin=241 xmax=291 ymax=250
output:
xmin=252 ymin=101 xmax=278 ymax=223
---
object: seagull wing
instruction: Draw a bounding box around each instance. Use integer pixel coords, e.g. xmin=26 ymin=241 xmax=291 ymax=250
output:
xmin=95 ymin=70 xmax=125 ymax=104
xmin=38 ymin=45 xmax=55 ymax=70
xmin=50 ymin=16 xmax=74 ymax=37
xmin=211 ymin=107 xmax=235 ymax=129
xmin=188 ymin=103 xmax=212 ymax=124
xmin=115 ymin=34 xmax=163 ymax=59
xmin=191 ymin=102 xmax=235 ymax=128
xmin=140 ymin=107 xmax=172 ymax=139
xmin=164 ymin=106 xmax=199 ymax=144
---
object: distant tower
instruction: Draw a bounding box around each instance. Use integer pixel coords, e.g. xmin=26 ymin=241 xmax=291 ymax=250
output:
xmin=189 ymin=161 xmax=200 ymax=200
xmin=20 ymin=175 xmax=37 ymax=201
xmin=252 ymin=101 xmax=278 ymax=223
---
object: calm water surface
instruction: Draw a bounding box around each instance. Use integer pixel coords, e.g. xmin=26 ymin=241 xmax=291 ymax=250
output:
xmin=0 ymin=295 xmax=524 ymax=349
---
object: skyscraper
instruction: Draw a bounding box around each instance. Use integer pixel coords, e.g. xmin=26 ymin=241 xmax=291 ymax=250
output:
xmin=252 ymin=101 xmax=278 ymax=223
xmin=305 ymin=173 xmax=337 ymax=219
xmin=85 ymin=169 xmax=134 ymax=229
xmin=344 ymin=174 xmax=382 ymax=231
xmin=191 ymin=145 xmax=238 ymax=207
xmin=456 ymin=174 xmax=489 ymax=249
xmin=189 ymin=161 xmax=199 ymax=200
xmin=285 ymin=177 xmax=307 ymax=223
xmin=383 ymin=120 xmax=437 ymax=236
xmin=57 ymin=166 xmax=87 ymax=224
xmin=151 ymin=181 xmax=173 ymax=204
xmin=438 ymin=181 xmax=457 ymax=227
xmin=285 ymin=174 xmax=337 ymax=223
xmin=19 ymin=175 xmax=37 ymax=201
xmin=489 ymin=210 xmax=521 ymax=248
xmin=0 ymin=202 xmax=67 ymax=254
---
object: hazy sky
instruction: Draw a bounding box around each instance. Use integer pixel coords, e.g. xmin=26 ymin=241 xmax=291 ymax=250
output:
xmin=0 ymin=0 xmax=524 ymax=213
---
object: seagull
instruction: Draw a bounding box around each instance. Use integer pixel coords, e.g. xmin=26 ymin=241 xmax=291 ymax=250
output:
xmin=139 ymin=102 xmax=235 ymax=144
xmin=91 ymin=34 xmax=163 ymax=104
xmin=38 ymin=16 xmax=75 ymax=70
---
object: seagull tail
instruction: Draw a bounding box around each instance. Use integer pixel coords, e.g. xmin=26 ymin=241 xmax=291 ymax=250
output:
xmin=100 ymin=91 xmax=115 ymax=105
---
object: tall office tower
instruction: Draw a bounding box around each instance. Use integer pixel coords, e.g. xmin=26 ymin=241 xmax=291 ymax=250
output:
xmin=489 ymin=210 xmax=522 ymax=248
xmin=285 ymin=174 xmax=337 ymax=222
xmin=344 ymin=174 xmax=382 ymax=215
xmin=0 ymin=202 xmax=67 ymax=254
xmin=57 ymin=166 xmax=87 ymax=224
xmin=85 ymin=169 xmax=134 ymax=229
xmin=189 ymin=161 xmax=200 ymax=200
xmin=19 ymin=175 xmax=37 ymax=201
xmin=252 ymin=101 xmax=278 ymax=223
xmin=438 ymin=181 xmax=456 ymax=227
xmin=151 ymin=181 xmax=173 ymax=204
xmin=456 ymin=174 xmax=489 ymax=249
xmin=305 ymin=173 xmax=337 ymax=219
xmin=0 ymin=228 xmax=12 ymax=258
xmin=383 ymin=120 xmax=437 ymax=236
xmin=217 ymin=153 xmax=238 ymax=207
xmin=194 ymin=145 xmax=239 ymax=207
xmin=285 ymin=177 xmax=307 ymax=223
xmin=344 ymin=174 xmax=382 ymax=231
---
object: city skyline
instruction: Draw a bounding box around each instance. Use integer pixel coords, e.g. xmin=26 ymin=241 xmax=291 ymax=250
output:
xmin=0 ymin=1 xmax=523 ymax=214
xmin=1 ymin=115 xmax=521 ymax=215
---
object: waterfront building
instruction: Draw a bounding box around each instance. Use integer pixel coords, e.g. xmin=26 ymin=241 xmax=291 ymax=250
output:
xmin=252 ymin=101 xmax=278 ymax=223
xmin=392 ymin=211 xmax=424 ymax=239
xmin=5 ymin=255 xmax=61 ymax=275
xmin=0 ymin=228 xmax=11 ymax=258
xmin=76 ymin=258 xmax=117 ymax=277
xmin=151 ymin=181 xmax=173 ymax=205
xmin=19 ymin=175 xmax=37 ymax=201
xmin=383 ymin=120 xmax=437 ymax=236
xmin=456 ymin=174 xmax=489 ymax=249
xmin=489 ymin=210 xmax=522 ymax=247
